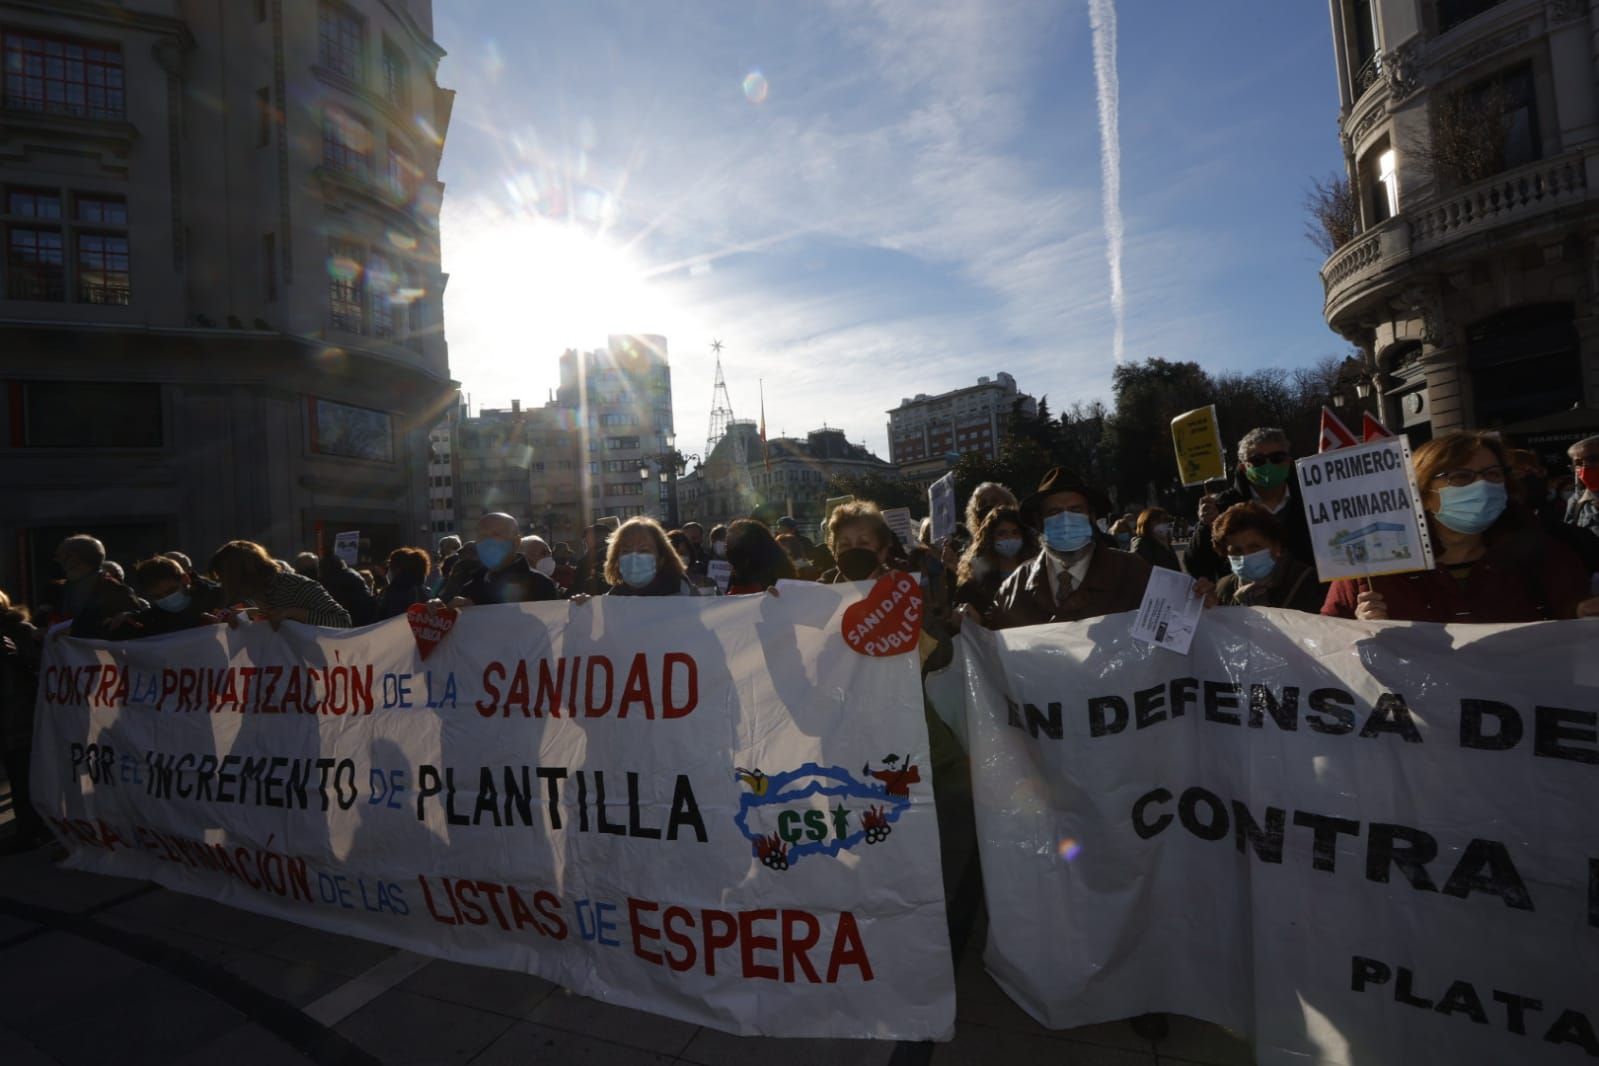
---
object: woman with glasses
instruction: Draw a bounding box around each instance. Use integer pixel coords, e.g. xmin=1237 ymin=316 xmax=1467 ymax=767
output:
xmin=1322 ymin=430 xmax=1589 ymax=622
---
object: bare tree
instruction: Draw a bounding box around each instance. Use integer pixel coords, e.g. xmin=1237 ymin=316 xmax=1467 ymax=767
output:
xmin=1304 ymin=173 xmax=1361 ymax=256
xmin=1410 ymin=85 xmax=1509 ymax=189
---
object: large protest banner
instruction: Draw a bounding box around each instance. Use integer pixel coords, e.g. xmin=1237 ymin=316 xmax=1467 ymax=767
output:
xmin=959 ymin=610 xmax=1598 ymax=1065
xmin=31 ymin=586 xmax=954 ymax=1040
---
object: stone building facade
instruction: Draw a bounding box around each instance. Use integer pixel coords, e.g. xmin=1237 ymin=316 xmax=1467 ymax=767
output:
xmin=444 ymin=335 xmax=675 ymax=545
xmin=886 ymin=373 xmax=1036 ymax=487
xmin=0 ymin=0 xmax=456 ymax=597
xmin=1321 ymin=0 xmax=1599 ymax=462
xmin=677 ymin=423 xmax=893 ymax=536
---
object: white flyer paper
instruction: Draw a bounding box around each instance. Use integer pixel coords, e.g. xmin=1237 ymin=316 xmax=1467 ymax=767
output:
xmin=1129 ymin=566 xmax=1203 ymax=654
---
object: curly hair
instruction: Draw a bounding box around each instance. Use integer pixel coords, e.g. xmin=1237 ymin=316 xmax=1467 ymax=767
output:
xmin=957 ymin=506 xmax=1037 ymax=585
xmin=603 ymin=517 xmax=688 ymax=587
xmin=387 ymin=546 xmax=431 ymax=585
xmin=826 ymin=501 xmax=893 ymax=556
xmin=963 ymin=481 xmax=1018 ymax=537
xmin=1211 ymin=502 xmax=1285 ymax=551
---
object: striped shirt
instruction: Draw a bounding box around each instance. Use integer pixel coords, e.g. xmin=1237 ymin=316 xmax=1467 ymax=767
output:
xmin=260 ymin=571 xmax=353 ymax=628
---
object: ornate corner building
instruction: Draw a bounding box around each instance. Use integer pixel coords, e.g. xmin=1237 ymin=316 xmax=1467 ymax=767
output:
xmin=1322 ymin=0 xmax=1599 ymax=457
xmin=0 ymin=0 xmax=456 ymax=595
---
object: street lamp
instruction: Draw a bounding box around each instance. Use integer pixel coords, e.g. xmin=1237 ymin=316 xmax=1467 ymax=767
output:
xmin=640 ymin=438 xmax=699 ymax=528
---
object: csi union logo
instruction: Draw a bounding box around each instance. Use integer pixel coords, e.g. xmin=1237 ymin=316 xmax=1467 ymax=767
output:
xmin=733 ymin=757 xmax=920 ymax=872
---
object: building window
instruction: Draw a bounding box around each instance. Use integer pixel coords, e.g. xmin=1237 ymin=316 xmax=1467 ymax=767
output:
xmin=77 ymin=233 xmax=130 ymax=304
xmin=76 ymin=193 xmax=126 ymax=226
xmin=386 ymin=145 xmax=416 ymax=201
xmin=1437 ymin=0 xmax=1505 ymax=35
xmin=256 ymin=87 xmax=272 ymax=146
xmin=20 ymin=381 xmax=162 ymax=447
xmin=7 ymin=226 xmax=64 ymax=300
xmin=7 ymin=188 xmax=61 ymax=219
xmin=262 ymin=233 xmax=276 ymax=301
xmin=382 ymin=39 xmax=408 ymax=108
xmin=322 ymin=107 xmax=372 ymax=180
xmin=1 ymin=33 xmax=124 ymax=120
xmin=318 ymin=2 xmax=365 ymax=83
xmin=328 ymin=240 xmax=364 ymax=332
xmin=368 ymin=251 xmax=395 ymax=337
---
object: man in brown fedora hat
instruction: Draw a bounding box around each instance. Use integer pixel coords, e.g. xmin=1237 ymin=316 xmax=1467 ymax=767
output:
xmin=987 ymin=467 xmax=1153 ymax=629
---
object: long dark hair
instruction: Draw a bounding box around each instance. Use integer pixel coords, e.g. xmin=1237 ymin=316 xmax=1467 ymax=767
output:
xmin=726 ymin=519 xmax=795 ymax=589
xmin=957 ymin=506 xmax=1038 ymax=585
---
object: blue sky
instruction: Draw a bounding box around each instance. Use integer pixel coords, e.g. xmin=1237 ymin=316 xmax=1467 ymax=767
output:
xmin=434 ymin=1 xmax=1347 ymax=459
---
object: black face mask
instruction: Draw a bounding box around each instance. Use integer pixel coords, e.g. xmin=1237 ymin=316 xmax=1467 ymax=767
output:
xmin=837 ymin=548 xmax=880 ymax=581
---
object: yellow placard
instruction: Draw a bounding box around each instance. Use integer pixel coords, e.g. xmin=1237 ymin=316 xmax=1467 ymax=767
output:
xmin=1171 ymin=406 xmax=1226 ymax=487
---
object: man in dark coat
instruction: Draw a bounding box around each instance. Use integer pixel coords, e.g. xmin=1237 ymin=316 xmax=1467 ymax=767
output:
xmin=318 ymin=554 xmax=376 ymax=626
xmin=1183 ymin=427 xmax=1314 ymax=582
xmin=51 ymin=534 xmax=144 ymax=639
xmin=989 ymin=468 xmax=1153 ymax=629
xmin=453 ymin=513 xmax=560 ymax=605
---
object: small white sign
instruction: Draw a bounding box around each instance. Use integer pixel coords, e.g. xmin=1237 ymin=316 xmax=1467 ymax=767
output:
xmin=880 ymin=507 xmax=917 ymax=553
xmin=707 ymin=559 xmax=732 ymax=592
xmin=928 ymin=474 xmax=957 ymax=544
xmin=1129 ymin=566 xmax=1205 ymax=655
xmin=333 ymin=530 xmax=360 ymax=566
xmin=1295 ymin=436 xmax=1434 ymax=582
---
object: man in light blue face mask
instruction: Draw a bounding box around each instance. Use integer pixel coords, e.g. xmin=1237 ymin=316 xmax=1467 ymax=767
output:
xmin=987 ymin=468 xmax=1154 ymax=630
xmin=447 ymin=513 xmax=561 ymax=607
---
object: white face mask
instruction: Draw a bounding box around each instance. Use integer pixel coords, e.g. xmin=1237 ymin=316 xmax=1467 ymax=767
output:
xmin=712 ymin=542 xmax=726 ymax=558
xmin=534 ymin=557 xmax=556 ymax=576
xmin=1154 ymin=523 xmax=1171 ymax=539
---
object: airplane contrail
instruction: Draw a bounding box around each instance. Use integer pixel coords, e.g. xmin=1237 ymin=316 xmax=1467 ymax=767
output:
xmin=1087 ymin=0 xmax=1124 ymax=364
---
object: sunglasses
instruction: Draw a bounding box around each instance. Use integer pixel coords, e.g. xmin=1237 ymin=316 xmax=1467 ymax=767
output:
xmin=1244 ymin=451 xmax=1290 ymax=467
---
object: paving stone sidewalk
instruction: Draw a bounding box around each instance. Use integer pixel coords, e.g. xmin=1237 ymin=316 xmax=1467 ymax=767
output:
xmin=0 ymin=781 xmax=1253 ymax=1065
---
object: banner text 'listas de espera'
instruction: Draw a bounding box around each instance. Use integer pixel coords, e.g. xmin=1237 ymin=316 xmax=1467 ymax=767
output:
xmin=32 ymin=586 xmax=955 ymax=1040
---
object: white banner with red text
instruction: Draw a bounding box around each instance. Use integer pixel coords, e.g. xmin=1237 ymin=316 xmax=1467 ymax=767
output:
xmin=958 ymin=609 xmax=1599 ymax=1066
xmin=32 ymin=584 xmax=953 ymax=1039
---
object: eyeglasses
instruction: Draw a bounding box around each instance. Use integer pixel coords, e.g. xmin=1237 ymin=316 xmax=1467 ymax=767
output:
xmin=1244 ymin=451 xmax=1290 ymax=467
xmin=1431 ymin=465 xmax=1507 ymax=488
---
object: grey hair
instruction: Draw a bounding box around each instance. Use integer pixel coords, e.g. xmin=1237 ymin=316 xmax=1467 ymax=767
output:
xmin=1567 ymin=435 xmax=1599 ymax=457
xmin=1237 ymin=427 xmax=1289 ymax=459
xmin=58 ymin=534 xmax=106 ymax=569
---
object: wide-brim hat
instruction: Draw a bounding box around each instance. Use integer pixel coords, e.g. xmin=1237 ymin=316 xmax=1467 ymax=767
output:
xmin=1020 ymin=467 xmax=1111 ymax=520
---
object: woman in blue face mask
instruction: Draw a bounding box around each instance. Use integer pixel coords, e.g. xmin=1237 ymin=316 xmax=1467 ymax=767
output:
xmin=1207 ymin=503 xmax=1324 ymax=613
xmin=604 ymin=518 xmax=694 ymax=597
xmin=1322 ymin=431 xmax=1591 ymax=622
xmin=955 ymin=506 xmax=1038 ymax=619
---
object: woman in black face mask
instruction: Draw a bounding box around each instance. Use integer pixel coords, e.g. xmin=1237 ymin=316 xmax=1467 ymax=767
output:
xmin=819 ymin=502 xmax=896 ymax=583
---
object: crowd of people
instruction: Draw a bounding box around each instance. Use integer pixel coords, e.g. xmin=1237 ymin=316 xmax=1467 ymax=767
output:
xmin=3 ymin=428 xmax=1598 ymax=853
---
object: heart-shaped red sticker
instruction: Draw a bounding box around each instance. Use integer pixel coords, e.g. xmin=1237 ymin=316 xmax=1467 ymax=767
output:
xmin=841 ymin=572 xmax=923 ymax=657
xmin=406 ymin=603 xmax=458 ymax=660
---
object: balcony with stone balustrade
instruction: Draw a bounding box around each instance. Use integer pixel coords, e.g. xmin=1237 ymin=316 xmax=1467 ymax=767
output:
xmin=1321 ymin=147 xmax=1599 ymax=326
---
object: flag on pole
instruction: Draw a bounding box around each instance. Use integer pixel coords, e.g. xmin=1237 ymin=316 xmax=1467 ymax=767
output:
xmin=1317 ymin=406 xmax=1359 ymax=452
xmin=1361 ymin=412 xmax=1393 ymax=442
xmin=759 ymin=380 xmax=770 ymax=470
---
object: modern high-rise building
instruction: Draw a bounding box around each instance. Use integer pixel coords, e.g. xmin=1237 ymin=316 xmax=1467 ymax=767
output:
xmin=1320 ymin=0 xmax=1599 ymax=460
xmin=886 ymin=373 xmax=1036 ymax=485
xmin=557 ymin=335 xmax=675 ymax=526
xmin=442 ymin=335 xmax=676 ymax=545
xmin=0 ymin=0 xmax=456 ymax=596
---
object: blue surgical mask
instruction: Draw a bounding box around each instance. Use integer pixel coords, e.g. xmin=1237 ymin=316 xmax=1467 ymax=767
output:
xmin=994 ymin=536 xmax=1024 ymax=558
xmin=1228 ymin=548 xmax=1276 ymax=584
xmin=1434 ymin=480 xmax=1507 ymax=535
xmin=155 ymin=589 xmax=191 ymax=613
xmin=476 ymin=539 xmax=512 ymax=569
xmin=1116 ymin=532 xmax=1132 ymax=548
xmin=619 ymin=551 xmax=658 ymax=587
xmin=1043 ymin=511 xmax=1094 ymax=554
